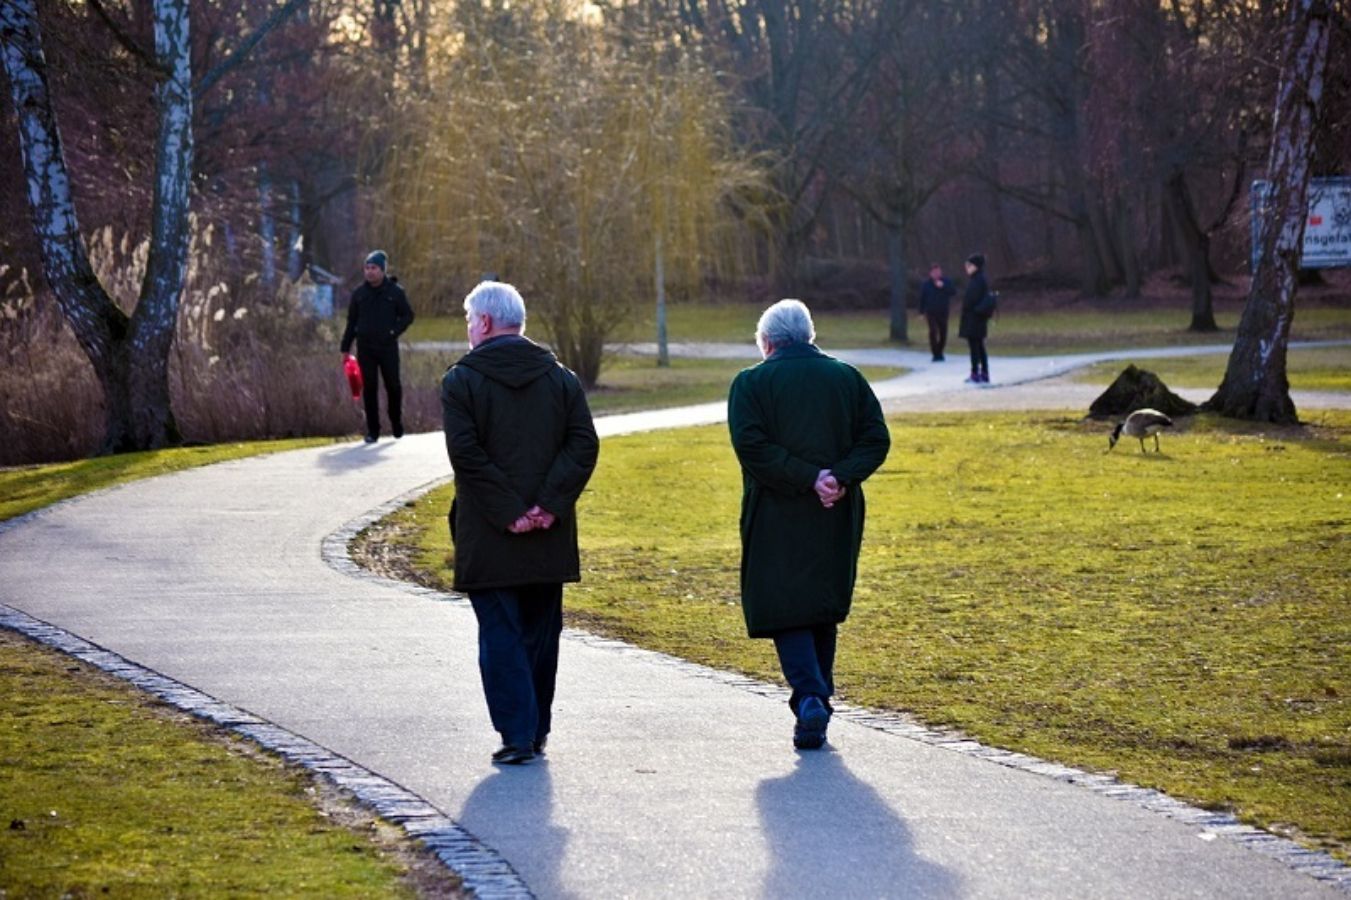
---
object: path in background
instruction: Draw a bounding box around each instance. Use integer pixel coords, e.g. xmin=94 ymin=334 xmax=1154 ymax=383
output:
xmin=1 ymin=348 xmax=1347 ymax=898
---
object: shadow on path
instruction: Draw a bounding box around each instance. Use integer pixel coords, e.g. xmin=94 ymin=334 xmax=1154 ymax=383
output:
xmin=457 ymin=764 xmax=573 ymax=899
xmin=313 ymin=440 xmax=393 ymax=475
xmin=756 ymin=750 xmax=959 ymax=899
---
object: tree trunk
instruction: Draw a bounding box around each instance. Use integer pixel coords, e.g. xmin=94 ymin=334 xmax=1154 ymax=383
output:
xmin=886 ymin=220 xmax=908 ymax=342
xmin=1 ymin=0 xmax=191 ymax=453
xmin=654 ymin=232 xmax=669 ymax=367
xmin=1114 ymin=196 xmax=1143 ymax=299
xmin=1164 ymin=170 xmax=1218 ymax=332
xmin=1072 ymin=210 xmax=1110 ymax=296
xmin=1207 ymin=0 xmax=1331 ymax=424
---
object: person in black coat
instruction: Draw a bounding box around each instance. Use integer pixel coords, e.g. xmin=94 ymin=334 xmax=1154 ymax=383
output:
xmin=917 ymin=262 xmax=956 ymax=362
xmin=442 ymin=281 xmax=599 ymax=765
xmin=957 ymin=253 xmax=994 ymax=384
xmin=340 ymin=250 xmax=415 ymax=442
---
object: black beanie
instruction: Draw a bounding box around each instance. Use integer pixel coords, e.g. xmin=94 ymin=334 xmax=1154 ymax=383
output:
xmin=365 ymin=250 xmax=388 ymax=270
xmin=966 ymin=253 xmax=985 ymax=270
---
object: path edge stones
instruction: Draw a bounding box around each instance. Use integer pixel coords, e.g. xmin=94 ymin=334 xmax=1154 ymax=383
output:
xmin=324 ymin=476 xmax=1351 ymax=894
xmin=0 ymin=594 xmax=531 ymax=900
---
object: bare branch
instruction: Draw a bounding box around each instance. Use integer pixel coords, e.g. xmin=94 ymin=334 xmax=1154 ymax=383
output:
xmin=194 ymin=0 xmax=308 ymax=100
xmin=86 ymin=0 xmax=166 ymax=76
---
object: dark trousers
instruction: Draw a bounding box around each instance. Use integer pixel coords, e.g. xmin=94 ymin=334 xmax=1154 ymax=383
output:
xmin=357 ymin=342 xmax=403 ymax=438
xmin=468 ymin=584 xmax=563 ymax=747
xmin=925 ymin=313 xmax=948 ymax=359
xmin=967 ymin=337 xmax=988 ymax=375
xmin=771 ymin=624 xmax=837 ymax=716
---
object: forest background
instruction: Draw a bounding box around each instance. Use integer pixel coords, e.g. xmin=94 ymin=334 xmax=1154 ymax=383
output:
xmin=2 ymin=0 xmax=1348 ymax=464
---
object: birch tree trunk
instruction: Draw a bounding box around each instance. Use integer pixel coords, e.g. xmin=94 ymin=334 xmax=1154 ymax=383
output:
xmin=1207 ymin=0 xmax=1331 ymax=424
xmin=1 ymin=0 xmax=191 ymax=452
xmin=886 ymin=220 xmax=908 ymax=342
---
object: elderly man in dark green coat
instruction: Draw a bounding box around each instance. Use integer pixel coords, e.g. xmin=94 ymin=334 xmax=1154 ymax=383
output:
xmin=442 ymin=281 xmax=599 ymax=766
xmin=728 ymin=299 xmax=891 ymax=749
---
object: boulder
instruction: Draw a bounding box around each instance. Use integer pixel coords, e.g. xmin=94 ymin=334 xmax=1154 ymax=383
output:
xmin=1088 ymin=365 xmax=1199 ymax=419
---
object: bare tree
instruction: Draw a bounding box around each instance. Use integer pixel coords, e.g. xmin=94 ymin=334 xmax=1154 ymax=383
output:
xmin=1 ymin=0 xmax=308 ymax=453
xmin=2 ymin=0 xmax=192 ymax=452
xmin=373 ymin=3 xmax=768 ymax=386
xmin=1207 ymin=0 xmax=1334 ymax=424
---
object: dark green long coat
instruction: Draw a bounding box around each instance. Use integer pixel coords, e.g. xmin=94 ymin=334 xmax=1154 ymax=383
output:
xmin=728 ymin=343 xmax=891 ymax=637
xmin=441 ymin=335 xmax=599 ymax=592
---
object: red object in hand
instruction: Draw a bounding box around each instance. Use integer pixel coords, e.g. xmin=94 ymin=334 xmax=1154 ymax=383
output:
xmin=343 ymin=355 xmax=363 ymax=400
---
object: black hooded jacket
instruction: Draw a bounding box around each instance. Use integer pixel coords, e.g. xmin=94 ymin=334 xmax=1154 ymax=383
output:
xmin=441 ymin=334 xmax=599 ymax=591
xmin=340 ymin=277 xmax=414 ymax=353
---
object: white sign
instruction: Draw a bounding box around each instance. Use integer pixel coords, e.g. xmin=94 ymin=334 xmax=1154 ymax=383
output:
xmin=1303 ymin=178 xmax=1351 ymax=268
xmin=1251 ymin=177 xmax=1351 ymax=271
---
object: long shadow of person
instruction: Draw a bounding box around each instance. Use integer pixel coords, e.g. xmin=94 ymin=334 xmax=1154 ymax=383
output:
xmin=456 ymin=764 xmax=573 ymax=899
xmin=314 ymin=439 xmax=392 ymax=475
xmin=756 ymin=751 xmax=960 ymax=899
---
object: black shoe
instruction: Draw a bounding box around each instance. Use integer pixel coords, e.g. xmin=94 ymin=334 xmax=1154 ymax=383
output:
xmin=363 ymin=434 xmax=378 ymax=444
xmin=533 ymin=738 xmax=547 ymax=756
xmin=794 ymin=722 xmax=828 ymax=750
xmin=793 ymin=695 xmax=830 ymax=750
xmin=491 ymin=745 xmax=535 ymax=765
xmin=392 ymin=424 xmax=404 ymax=439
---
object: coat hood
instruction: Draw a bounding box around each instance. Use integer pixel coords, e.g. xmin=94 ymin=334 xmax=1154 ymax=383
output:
xmin=458 ymin=335 xmax=559 ymax=388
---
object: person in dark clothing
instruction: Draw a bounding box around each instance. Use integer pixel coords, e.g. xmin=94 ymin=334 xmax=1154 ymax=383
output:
xmin=917 ymin=262 xmax=956 ymax=362
xmin=341 ymin=250 xmax=415 ymax=442
xmin=442 ymin=281 xmax=599 ymax=766
xmin=958 ymin=253 xmax=994 ymax=384
xmin=728 ymin=299 xmax=891 ymax=750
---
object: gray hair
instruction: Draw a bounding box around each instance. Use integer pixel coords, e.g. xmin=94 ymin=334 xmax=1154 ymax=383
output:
xmin=464 ymin=281 xmax=527 ymax=330
xmin=756 ymin=299 xmax=815 ymax=349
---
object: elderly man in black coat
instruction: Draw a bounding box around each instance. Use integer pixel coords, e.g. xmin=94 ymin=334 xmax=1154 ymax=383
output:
xmin=442 ymin=282 xmax=599 ymax=765
xmin=728 ymin=300 xmax=891 ymax=749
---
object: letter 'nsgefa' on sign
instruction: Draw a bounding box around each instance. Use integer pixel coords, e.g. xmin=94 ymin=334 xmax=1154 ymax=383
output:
xmin=1251 ymin=177 xmax=1351 ymax=272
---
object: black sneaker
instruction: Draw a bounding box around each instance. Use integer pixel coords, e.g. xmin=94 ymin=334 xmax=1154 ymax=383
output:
xmin=794 ymin=722 xmax=827 ymax=750
xmin=392 ymin=425 xmax=404 ymax=439
xmin=491 ymin=745 xmax=535 ymax=765
xmin=793 ymin=696 xmax=830 ymax=750
xmin=363 ymin=434 xmax=378 ymax=444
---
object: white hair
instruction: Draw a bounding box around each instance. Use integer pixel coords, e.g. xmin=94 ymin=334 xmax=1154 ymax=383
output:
xmin=464 ymin=281 xmax=527 ymax=330
xmin=755 ymin=299 xmax=815 ymax=350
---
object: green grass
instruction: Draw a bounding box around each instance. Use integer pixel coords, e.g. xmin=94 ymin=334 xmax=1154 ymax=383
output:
xmin=584 ymin=356 xmax=905 ymax=415
xmin=1073 ymin=345 xmax=1351 ymax=393
xmin=383 ymin=410 xmax=1351 ymax=859
xmin=0 ymin=631 xmax=426 ymax=897
xmin=406 ymin=301 xmax=1351 ymax=355
xmin=0 ymin=438 xmax=339 ymax=523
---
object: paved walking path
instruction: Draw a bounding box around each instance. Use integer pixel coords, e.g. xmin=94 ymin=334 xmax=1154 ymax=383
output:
xmin=2 ymin=346 xmax=1348 ymax=898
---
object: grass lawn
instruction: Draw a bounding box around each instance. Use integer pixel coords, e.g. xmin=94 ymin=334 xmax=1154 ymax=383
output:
xmin=584 ymin=356 xmax=905 ymax=415
xmin=374 ymin=409 xmax=1351 ymax=860
xmin=406 ymin=300 xmax=1351 ymax=356
xmin=1 ymin=439 xmax=456 ymax=898
xmin=1073 ymin=345 xmax=1351 ymax=393
xmin=0 ymin=631 xmax=448 ymax=897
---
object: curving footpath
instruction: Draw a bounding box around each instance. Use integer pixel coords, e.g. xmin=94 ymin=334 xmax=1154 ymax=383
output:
xmin=2 ymin=346 xmax=1348 ymax=899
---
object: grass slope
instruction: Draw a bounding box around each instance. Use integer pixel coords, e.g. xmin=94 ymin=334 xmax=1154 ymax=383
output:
xmin=1074 ymin=345 xmax=1351 ymax=393
xmin=407 ymin=301 xmax=1351 ymax=355
xmin=384 ymin=410 xmax=1351 ymax=859
xmin=0 ymin=631 xmax=436 ymax=896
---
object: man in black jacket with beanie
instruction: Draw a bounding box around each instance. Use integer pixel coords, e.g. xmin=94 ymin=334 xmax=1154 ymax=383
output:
xmin=341 ymin=250 xmax=414 ymax=442
xmin=442 ymin=281 xmax=599 ymax=765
